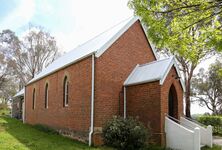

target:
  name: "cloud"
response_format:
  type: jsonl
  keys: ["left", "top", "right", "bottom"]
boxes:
{"left": 0, "top": 0, "right": 35, "bottom": 31}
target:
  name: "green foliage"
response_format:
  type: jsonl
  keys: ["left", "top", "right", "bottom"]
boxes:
{"left": 103, "top": 116, "right": 149, "bottom": 150}
{"left": 129, "top": 0, "right": 222, "bottom": 53}
{"left": 197, "top": 115, "right": 222, "bottom": 134}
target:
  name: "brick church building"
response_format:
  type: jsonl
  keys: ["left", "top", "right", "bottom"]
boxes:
{"left": 24, "top": 17, "right": 185, "bottom": 146}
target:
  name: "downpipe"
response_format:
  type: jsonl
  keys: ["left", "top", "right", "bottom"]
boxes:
{"left": 89, "top": 54, "right": 95, "bottom": 146}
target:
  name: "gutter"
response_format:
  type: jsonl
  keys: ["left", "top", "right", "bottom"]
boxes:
{"left": 89, "top": 54, "right": 95, "bottom": 146}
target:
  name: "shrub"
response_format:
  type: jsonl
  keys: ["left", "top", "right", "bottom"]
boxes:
{"left": 197, "top": 115, "right": 222, "bottom": 134}
{"left": 102, "top": 116, "right": 150, "bottom": 150}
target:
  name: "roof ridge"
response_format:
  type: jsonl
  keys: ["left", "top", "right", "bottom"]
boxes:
{"left": 27, "top": 16, "right": 138, "bottom": 85}
{"left": 34, "top": 17, "right": 136, "bottom": 75}
{"left": 139, "top": 56, "right": 173, "bottom": 67}
{"left": 71, "top": 16, "right": 135, "bottom": 50}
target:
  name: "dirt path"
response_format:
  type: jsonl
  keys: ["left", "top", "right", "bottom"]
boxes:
{"left": 214, "top": 136, "right": 222, "bottom": 146}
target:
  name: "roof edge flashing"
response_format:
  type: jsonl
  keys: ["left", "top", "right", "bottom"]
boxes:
{"left": 124, "top": 64, "right": 139, "bottom": 85}
{"left": 159, "top": 57, "right": 175, "bottom": 85}
{"left": 124, "top": 78, "right": 161, "bottom": 87}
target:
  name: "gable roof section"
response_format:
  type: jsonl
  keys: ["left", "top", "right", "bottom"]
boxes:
{"left": 28, "top": 16, "right": 158, "bottom": 85}
{"left": 13, "top": 88, "right": 24, "bottom": 98}
{"left": 124, "top": 57, "right": 185, "bottom": 92}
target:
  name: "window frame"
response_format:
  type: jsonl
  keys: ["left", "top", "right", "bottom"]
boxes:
{"left": 63, "top": 76, "right": 69, "bottom": 107}
{"left": 32, "top": 88, "right": 35, "bottom": 110}
{"left": 45, "top": 83, "right": 49, "bottom": 109}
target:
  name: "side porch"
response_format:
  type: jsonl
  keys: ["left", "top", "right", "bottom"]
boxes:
{"left": 124, "top": 57, "right": 184, "bottom": 145}
{"left": 123, "top": 57, "right": 213, "bottom": 149}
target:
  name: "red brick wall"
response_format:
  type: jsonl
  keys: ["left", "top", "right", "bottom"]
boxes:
{"left": 126, "top": 66, "right": 184, "bottom": 145}
{"left": 126, "top": 81, "right": 161, "bottom": 143}
{"left": 25, "top": 57, "right": 92, "bottom": 140}
{"left": 94, "top": 20, "right": 156, "bottom": 128}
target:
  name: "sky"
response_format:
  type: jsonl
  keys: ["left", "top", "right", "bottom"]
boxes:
{"left": 0, "top": 0, "right": 216, "bottom": 115}
{"left": 0, "top": 0, "right": 133, "bottom": 52}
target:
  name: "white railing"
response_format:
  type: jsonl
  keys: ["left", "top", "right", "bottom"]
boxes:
{"left": 165, "top": 117, "right": 200, "bottom": 150}
{"left": 180, "top": 117, "right": 212, "bottom": 148}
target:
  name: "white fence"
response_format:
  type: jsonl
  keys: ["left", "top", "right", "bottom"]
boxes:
{"left": 180, "top": 117, "right": 212, "bottom": 147}
{"left": 165, "top": 117, "right": 200, "bottom": 150}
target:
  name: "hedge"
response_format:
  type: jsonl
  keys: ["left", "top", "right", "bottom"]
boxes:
{"left": 197, "top": 115, "right": 222, "bottom": 134}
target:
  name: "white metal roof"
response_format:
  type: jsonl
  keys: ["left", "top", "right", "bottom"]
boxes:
{"left": 13, "top": 88, "right": 24, "bottom": 98}
{"left": 28, "top": 16, "right": 156, "bottom": 85}
{"left": 124, "top": 57, "right": 185, "bottom": 91}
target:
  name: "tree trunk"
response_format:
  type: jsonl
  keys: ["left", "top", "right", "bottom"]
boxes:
{"left": 185, "top": 78, "right": 191, "bottom": 118}
{"left": 212, "top": 105, "right": 217, "bottom": 115}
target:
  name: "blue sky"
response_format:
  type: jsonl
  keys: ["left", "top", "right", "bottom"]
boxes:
{"left": 0, "top": 0, "right": 133, "bottom": 51}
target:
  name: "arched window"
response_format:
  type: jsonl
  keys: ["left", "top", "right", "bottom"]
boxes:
{"left": 63, "top": 76, "right": 69, "bottom": 107}
{"left": 32, "top": 88, "right": 35, "bottom": 110}
{"left": 45, "top": 83, "right": 49, "bottom": 109}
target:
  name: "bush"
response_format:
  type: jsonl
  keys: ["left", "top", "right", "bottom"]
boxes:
{"left": 102, "top": 116, "right": 150, "bottom": 150}
{"left": 197, "top": 115, "right": 222, "bottom": 134}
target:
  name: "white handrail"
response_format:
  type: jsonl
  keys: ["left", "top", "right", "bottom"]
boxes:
{"left": 180, "top": 117, "right": 212, "bottom": 148}
{"left": 165, "top": 116, "right": 200, "bottom": 150}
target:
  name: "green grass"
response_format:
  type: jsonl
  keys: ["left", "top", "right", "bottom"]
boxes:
{"left": 202, "top": 145, "right": 222, "bottom": 150}
{"left": 0, "top": 116, "right": 112, "bottom": 150}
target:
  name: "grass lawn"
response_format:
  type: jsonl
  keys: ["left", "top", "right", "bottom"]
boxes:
{"left": 0, "top": 115, "right": 112, "bottom": 150}
{"left": 202, "top": 145, "right": 222, "bottom": 150}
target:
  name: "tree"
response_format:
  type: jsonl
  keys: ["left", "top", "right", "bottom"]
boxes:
{"left": 0, "top": 77, "right": 17, "bottom": 104}
{"left": 0, "top": 49, "right": 13, "bottom": 89}
{"left": 129, "top": 0, "right": 222, "bottom": 51}
{"left": 0, "top": 26, "right": 59, "bottom": 88}
{"left": 0, "top": 52, "right": 7, "bottom": 88}
{"left": 192, "top": 61, "right": 222, "bottom": 114}
{"left": 128, "top": 0, "right": 218, "bottom": 117}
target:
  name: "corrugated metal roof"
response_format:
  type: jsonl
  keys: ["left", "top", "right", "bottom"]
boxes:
{"left": 13, "top": 88, "right": 24, "bottom": 98}
{"left": 124, "top": 57, "right": 185, "bottom": 91}
{"left": 27, "top": 17, "right": 142, "bottom": 85}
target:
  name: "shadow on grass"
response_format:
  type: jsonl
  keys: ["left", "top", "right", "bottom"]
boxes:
{"left": 0, "top": 116, "right": 103, "bottom": 150}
